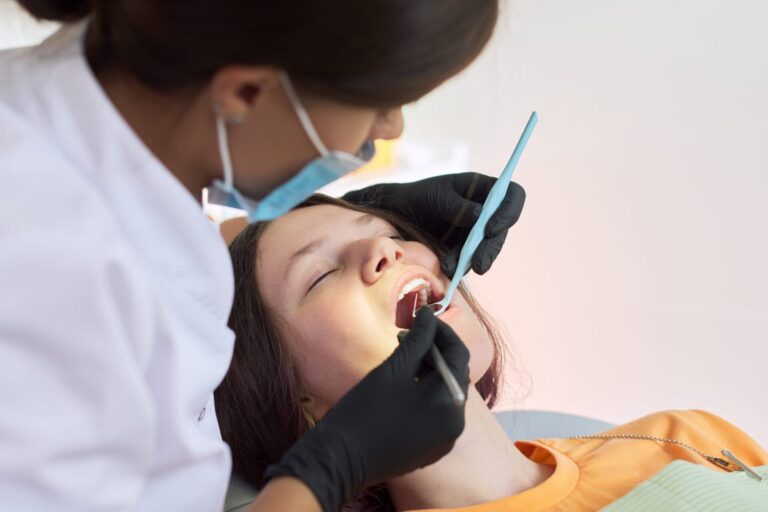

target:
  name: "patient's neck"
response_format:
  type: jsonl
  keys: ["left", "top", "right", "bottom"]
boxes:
{"left": 386, "top": 388, "right": 552, "bottom": 511}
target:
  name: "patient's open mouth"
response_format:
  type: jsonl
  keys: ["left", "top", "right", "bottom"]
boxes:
{"left": 395, "top": 278, "right": 435, "bottom": 329}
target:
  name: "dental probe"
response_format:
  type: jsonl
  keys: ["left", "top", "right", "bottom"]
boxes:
{"left": 426, "top": 111, "right": 538, "bottom": 316}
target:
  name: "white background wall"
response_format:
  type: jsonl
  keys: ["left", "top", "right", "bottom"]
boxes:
{"left": 3, "top": 0, "right": 766, "bottom": 443}
{"left": 400, "top": 0, "right": 768, "bottom": 443}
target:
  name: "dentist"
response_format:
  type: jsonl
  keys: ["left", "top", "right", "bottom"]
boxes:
{"left": 0, "top": 2, "right": 525, "bottom": 512}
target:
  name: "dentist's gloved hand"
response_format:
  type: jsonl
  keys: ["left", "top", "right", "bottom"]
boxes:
{"left": 343, "top": 172, "right": 526, "bottom": 278}
{"left": 263, "top": 308, "right": 470, "bottom": 512}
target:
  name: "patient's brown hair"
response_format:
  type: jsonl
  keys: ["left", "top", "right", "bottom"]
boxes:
{"left": 215, "top": 194, "right": 506, "bottom": 511}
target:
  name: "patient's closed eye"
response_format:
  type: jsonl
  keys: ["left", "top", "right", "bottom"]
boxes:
{"left": 308, "top": 269, "right": 338, "bottom": 293}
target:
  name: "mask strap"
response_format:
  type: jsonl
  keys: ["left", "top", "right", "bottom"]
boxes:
{"left": 278, "top": 71, "right": 330, "bottom": 157}
{"left": 215, "top": 113, "right": 235, "bottom": 190}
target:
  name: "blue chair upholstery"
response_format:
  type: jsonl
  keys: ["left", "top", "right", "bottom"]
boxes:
{"left": 225, "top": 474, "right": 260, "bottom": 512}
{"left": 496, "top": 409, "right": 615, "bottom": 440}
{"left": 223, "top": 410, "right": 615, "bottom": 511}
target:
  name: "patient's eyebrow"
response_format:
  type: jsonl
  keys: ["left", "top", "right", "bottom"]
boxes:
{"left": 285, "top": 238, "right": 325, "bottom": 280}
{"left": 355, "top": 213, "right": 376, "bottom": 226}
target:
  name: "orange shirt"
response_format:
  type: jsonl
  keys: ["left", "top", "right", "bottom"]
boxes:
{"left": 416, "top": 410, "right": 768, "bottom": 512}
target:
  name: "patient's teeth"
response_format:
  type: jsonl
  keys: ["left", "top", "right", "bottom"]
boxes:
{"left": 397, "top": 278, "right": 430, "bottom": 300}
{"left": 418, "top": 287, "right": 428, "bottom": 307}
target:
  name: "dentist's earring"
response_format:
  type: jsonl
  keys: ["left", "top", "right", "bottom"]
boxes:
{"left": 227, "top": 112, "right": 246, "bottom": 125}
{"left": 299, "top": 396, "right": 320, "bottom": 425}
{"left": 212, "top": 103, "right": 246, "bottom": 125}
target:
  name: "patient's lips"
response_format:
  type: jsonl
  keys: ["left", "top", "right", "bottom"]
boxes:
{"left": 390, "top": 269, "right": 446, "bottom": 329}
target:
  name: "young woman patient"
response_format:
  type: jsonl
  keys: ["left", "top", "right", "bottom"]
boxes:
{"left": 215, "top": 194, "right": 767, "bottom": 512}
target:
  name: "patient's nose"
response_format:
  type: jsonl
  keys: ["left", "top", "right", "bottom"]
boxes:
{"left": 360, "top": 238, "right": 404, "bottom": 284}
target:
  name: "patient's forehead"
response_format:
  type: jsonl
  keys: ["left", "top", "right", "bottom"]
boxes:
{"left": 262, "top": 205, "right": 366, "bottom": 252}
{"left": 258, "top": 204, "right": 390, "bottom": 274}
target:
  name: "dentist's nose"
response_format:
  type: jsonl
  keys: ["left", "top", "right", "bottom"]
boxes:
{"left": 359, "top": 237, "right": 404, "bottom": 284}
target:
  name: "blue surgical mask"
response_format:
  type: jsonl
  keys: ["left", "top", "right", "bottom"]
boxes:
{"left": 207, "top": 71, "right": 376, "bottom": 222}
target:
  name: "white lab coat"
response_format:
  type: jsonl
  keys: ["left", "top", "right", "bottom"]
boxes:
{"left": 0, "top": 23, "right": 236, "bottom": 511}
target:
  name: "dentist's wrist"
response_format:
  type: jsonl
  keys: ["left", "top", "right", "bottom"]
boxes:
{"left": 263, "top": 420, "right": 358, "bottom": 512}
{"left": 247, "top": 476, "right": 322, "bottom": 512}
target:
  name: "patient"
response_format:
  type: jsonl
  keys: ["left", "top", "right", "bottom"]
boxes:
{"left": 215, "top": 194, "right": 767, "bottom": 511}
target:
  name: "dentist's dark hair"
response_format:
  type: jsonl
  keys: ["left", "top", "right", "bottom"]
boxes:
{"left": 214, "top": 194, "right": 506, "bottom": 512}
{"left": 17, "top": 0, "right": 498, "bottom": 107}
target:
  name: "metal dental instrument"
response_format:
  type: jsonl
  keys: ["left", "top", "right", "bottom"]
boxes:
{"left": 427, "top": 343, "right": 467, "bottom": 406}
{"left": 427, "top": 111, "right": 539, "bottom": 316}
{"left": 399, "top": 298, "right": 466, "bottom": 406}
{"left": 398, "top": 326, "right": 466, "bottom": 407}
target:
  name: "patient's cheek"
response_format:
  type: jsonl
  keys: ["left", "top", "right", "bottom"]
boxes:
{"left": 289, "top": 304, "right": 398, "bottom": 408}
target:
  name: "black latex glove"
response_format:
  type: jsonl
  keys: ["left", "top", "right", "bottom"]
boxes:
{"left": 343, "top": 172, "right": 526, "bottom": 278}
{"left": 263, "top": 308, "right": 470, "bottom": 512}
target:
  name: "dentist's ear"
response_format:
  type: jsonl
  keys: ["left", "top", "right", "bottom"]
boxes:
{"left": 209, "top": 66, "right": 282, "bottom": 122}
{"left": 369, "top": 107, "right": 404, "bottom": 140}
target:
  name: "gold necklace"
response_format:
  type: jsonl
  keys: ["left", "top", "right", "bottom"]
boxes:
{"left": 569, "top": 433, "right": 764, "bottom": 482}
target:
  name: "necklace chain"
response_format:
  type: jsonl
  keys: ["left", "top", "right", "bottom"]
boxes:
{"left": 568, "top": 433, "right": 733, "bottom": 470}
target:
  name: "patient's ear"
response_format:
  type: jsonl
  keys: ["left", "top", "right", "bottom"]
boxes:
{"left": 220, "top": 216, "right": 248, "bottom": 246}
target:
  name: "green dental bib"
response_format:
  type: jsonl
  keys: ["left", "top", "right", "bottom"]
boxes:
{"left": 603, "top": 461, "right": 768, "bottom": 511}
